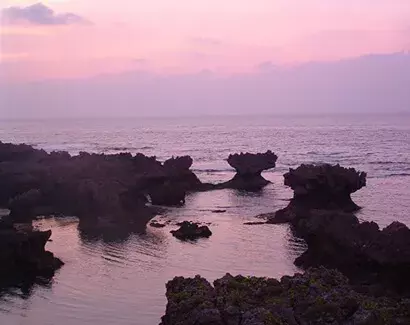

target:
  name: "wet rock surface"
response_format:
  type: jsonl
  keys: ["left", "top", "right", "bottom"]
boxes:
{"left": 0, "top": 223, "right": 63, "bottom": 287}
{"left": 170, "top": 221, "right": 212, "bottom": 240}
{"left": 161, "top": 267, "right": 410, "bottom": 325}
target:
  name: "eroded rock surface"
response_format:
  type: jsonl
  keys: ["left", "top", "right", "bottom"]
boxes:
{"left": 221, "top": 151, "right": 278, "bottom": 190}
{"left": 161, "top": 267, "right": 410, "bottom": 325}
{"left": 268, "top": 164, "right": 366, "bottom": 224}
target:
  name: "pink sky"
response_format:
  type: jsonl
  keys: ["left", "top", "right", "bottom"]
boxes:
{"left": 1, "top": 0, "right": 410, "bottom": 81}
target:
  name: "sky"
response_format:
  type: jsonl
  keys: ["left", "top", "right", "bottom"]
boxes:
{"left": 1, "top": 1, "right": 410, "bottom": 117}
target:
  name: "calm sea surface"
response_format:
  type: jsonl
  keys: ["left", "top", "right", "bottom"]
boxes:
{"left": 0, "top": 115, "right": 409, "bottom": 325}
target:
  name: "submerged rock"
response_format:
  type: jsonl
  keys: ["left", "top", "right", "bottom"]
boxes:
{"left": 161, "top": 267, "right": 410, "bottom": 325}
{"left": 170, "top": 221, "right": 212, "bottom": 240}
{"left": 221, "top": 151, "right": 278, "bottom": 190}
{"left": 0, "top": 225, "right": 63, "bottom": 287}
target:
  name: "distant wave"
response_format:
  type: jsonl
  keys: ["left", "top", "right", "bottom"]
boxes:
{"left": 385, "top": 173, "right": 410, "bottom": 177}
{"left": 102, "top": 146, "right": 153, "bottom": 151}
{"left": 369, "top": 161, "right": 409, "bottom": 165}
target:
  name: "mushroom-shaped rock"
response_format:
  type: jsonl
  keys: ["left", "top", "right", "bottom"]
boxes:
{"left": 170, "top": 221, "right": 212, "bottom": 240}
{"left": 270, "top": 164, "right": 366, "bottom": 224}
{"left": 223, "top": 150, "right": 278, "bottom": 190}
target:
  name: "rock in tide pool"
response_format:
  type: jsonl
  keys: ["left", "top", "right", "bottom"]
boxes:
{"left": 0, "top": 225, "right": 63, "bottom": 287}
{"left": 160, "top": 267, "right": 410, "bottom": 325}
{"left": 170, "top": 221, "right": 212, "bottom": 240}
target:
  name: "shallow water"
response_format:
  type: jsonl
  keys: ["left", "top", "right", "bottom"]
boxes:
{"left": 0, "top": 115, "right": 409, "bottom": 324}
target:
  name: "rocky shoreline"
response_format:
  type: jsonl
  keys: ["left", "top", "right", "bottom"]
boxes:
{"left": 1, "top": 141, "right": 409, "bottom": 324}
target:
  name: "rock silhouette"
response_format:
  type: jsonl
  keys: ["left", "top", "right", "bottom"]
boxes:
{"left": 170, "top": 221, "right": 212, "bottom": 240}
{"left": 0, "top": 221, "right": 63, "bottom": 287}
{"left": 221, "top": 150, "right": 278, "bottom": 190}
{"left": 269, "top": 164, "right": 366, "bottom": 224}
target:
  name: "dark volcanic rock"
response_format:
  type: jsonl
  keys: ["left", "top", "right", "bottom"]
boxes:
{"left": 0, "top": 141, "right": 204, "bottom": 225}
{"left": 170, "top": 221, "right": 212, "bottom": 240}
{"left": 268, "top": 164, "right": 366, "bottom": 224}
{"left": 0, "top": 226, "right": 63, "bottom": 287}
{"left": 148, "top": 182, "right": 186, "bottom": 206}
{"left": 221, "top": 151, "right": 278, "bottom": 190}
{"left": 285, "top": 163, "right": 366, "bottom": 211}
{"left": 161, "top": 267, "right": 410, "bottom": 325}
{"left": 291, "top": 209, "right": 410, "bottom": 296}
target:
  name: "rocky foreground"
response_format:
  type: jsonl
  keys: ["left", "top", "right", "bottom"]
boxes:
{"left": 161, "top": 267, "right": 410, "bottom": 325}
{"left": 161, "top": 163, "right": 410, "bottom": 324}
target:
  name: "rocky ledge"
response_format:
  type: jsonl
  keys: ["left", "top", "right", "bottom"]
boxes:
{"left": 0, "top": 220, "right": 63, "bottom": 287}
{"left": 221, "top": 151, "right": 278, "bottom": 190}
{"left": 269, "top": 164, "right": 366, "bottom": 224}
{"left": 160, "top": 267, "right": 410, "bottom": 325}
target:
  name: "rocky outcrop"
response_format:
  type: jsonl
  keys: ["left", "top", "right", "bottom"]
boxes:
{"left": 160, "top": 267, "right": 410, "bottom": 325}
{"left": 170, "top": 221, "right": 212, "bottom": 240}
{"left": 290, "top": 210, "right": 410, "bottom": 296}
{"left": 268, "top": 164, "right": 366, "bottom": 224}
{"left": 0, "top": 141, "right": 205, "bottom": 226}
{"left": 148, "top": 182, "right": 186, "bottom": 206}
{"left": 221, "top": 151, "right": 278, "bottom": 190}
{"left": 0, "top": 222, "right": 63, "bottom": 287}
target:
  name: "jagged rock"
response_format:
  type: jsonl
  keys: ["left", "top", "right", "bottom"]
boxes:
{"left": 290, "top": 209, "right": 410, "bottom": 296}
{"left": 285, "top": 164, "right": 366, "bottom": 211}
{"left": 170, "top": 221, "right": 212, "bottom": 240}
{"left": 267, "top": 164, "right": 366, "bottom": 224}
{"left": 220, "top": 151, "right": 278, "bottom": 190}
{"left": 0, "top": 226, "right": 63, "bottom": 287}
{"left": 161, "top": 267, "right": 410, "bottom": 325}
{"left": 0, "top": 141, "right": 204, "bottom": 226}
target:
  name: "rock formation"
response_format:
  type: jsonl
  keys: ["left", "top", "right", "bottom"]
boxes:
{"left": 289, "top": 209, "right": 410, "bottom": 296}
{"left": 0, "top": 221, "right": 63, "bottom": 287}
{"left": 221, "top": 150, "right": 278, "bottom": 190}
{"left": 160, "top": 267, "right": 410, "bottom": 325}
{"left": 268, "top": 164, "right": 366, "bottom": 224}
{"left": 0, "top": 141, "right": 204, "bottom": 227}
{"left": 170, "top": 221, "right": 212, "bottom": 240}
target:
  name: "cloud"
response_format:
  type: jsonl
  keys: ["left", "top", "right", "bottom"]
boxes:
{"left": 1, "top": 2, "right": 91, "bottom": 26}
{"left": 1, "top": 53, "right": 410, "bottom": 118}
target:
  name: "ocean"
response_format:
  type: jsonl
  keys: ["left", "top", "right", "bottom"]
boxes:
{"left": 0, "top": 115, "right": 409, "bottom": 325}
